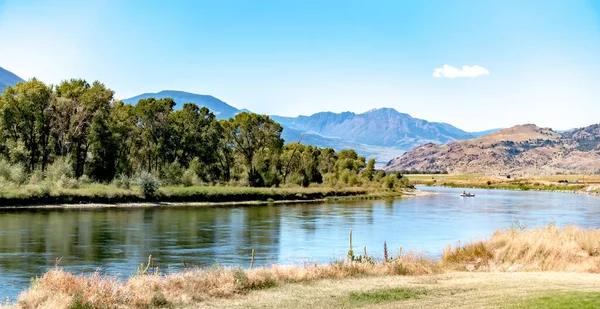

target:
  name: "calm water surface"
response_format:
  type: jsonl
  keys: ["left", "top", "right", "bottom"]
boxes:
{"left": 1, "top": 186, "right": 600, "bottom": 300}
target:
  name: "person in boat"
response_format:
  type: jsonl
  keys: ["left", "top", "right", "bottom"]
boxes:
{"left": 463, "top": 191, "right": 466, "bottom": 195}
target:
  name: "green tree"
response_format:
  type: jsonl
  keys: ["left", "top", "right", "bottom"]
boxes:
{"left": 135, "top": 98, "right": 175, "bottom": 172}
{"left": 0, "top": 78, "right": 53, "bottom": 171}
{"left": 109, "top": 101, "right": 138, "bottom": 176}
{"left": 87, "top": 106, "right": 118, "bottom": 181}
{"left": 363, "top": 158, "right": 376, "bottom": 181}
{"left": 215, "top": 119, "right": 234, "bottom": 182}
{"left": 54, "top": 80, "right": 115, "bottom": 178}
{"left": 228, "top": 112, "right": 284, "bottom": 186}
{"left": 280, "top": 142, "right": 304, "bottom": 183}
{"left": 169, "top": 103, "right": 223, "bottom": 182}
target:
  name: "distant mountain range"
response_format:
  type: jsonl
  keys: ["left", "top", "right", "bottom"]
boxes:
{"left": 385, "top": 124, "right": 600, "bottom": 175}
{"left": 0, "top": 66, "right": 25, "bottom": 93}
{"left": 272, "top": 109, "right": 497, "bottom": 149}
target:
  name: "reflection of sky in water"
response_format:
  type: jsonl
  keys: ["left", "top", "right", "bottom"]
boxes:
{"left": 1, "top": 186, "right": 600, "bottom": 300}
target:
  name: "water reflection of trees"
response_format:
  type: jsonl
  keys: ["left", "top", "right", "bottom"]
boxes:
{"left": 0, "top": 206, "right": 282, "bottom": 279}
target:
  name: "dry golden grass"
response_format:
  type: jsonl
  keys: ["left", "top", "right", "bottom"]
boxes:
{"left": 13, "top": 224, "right": 600, "bottom": 309}
{"left": 201, "top": 272, "right": 600, "bottom": 309}
{"left": 15, "top": 255, "right": 439, "bottom": 309}
{"left": 443, "top": 224, "right": 600, "bottom": 272}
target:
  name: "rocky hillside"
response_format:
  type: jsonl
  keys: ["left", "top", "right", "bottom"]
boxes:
{"left": 385, "top": 124, "right": 600, "bottom": 175}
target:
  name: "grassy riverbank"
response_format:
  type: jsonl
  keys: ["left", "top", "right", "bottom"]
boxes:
{"left": 0, "top": 184, "right": 407, "bottom": 207}
{"left": 406, "top": 174, "right": 597, "bottom": 193}
{"left": 11, "top": 224, "right": 600, "bottom": 308}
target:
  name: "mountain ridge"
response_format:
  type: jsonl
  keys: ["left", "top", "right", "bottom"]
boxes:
{"left": 122, "top": 90, "right": 242, "bottom": 120}
{"left": 271, "top": 107, "right": 477, "bottom": 149}
{"left": 0, "top": 66, "right": 25, "bottom": 93}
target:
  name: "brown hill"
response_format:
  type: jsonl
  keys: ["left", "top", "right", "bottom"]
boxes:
{"left": 385, "top": 124, "right": 600, "bottom": 175}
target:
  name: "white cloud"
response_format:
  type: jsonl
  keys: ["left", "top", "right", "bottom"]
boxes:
{"left": 432, "top": 65, "right": 490, "bottom": 78}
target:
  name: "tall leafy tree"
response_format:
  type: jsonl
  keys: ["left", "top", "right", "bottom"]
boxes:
{"left": 169, "top": 104, "right": 222, "bottom": 171}
{"left": 110, "top": 101, "right": 138, "bottom": 176}
{"left": 87, "top": 106, "right": 118, "bottom": 181}
{"left": 363, "top": 158, "right": 376, "bottom": 181}
{"left": 135, "top": 98, "right": 175, "bottom": 172}
{"left": 0, "top": 78, "right": 53, "bottom": 171}
{"left": 228, "top": 112, "right": 284, "bottom": 186}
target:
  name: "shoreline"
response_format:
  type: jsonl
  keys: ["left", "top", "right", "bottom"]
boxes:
{"left": 417, "top": 183, "right": 600, "bottom": 196}
{"left": 0, "top": 189, "right": 422, "bottom": 210}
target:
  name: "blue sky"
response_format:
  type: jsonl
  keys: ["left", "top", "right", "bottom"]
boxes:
{"left": 0, "top": 0, "right": 598, "bottom": 131}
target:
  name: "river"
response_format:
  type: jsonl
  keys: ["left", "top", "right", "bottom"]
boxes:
{"left": 1, "top": 186, "right": 600, "bottom": 300}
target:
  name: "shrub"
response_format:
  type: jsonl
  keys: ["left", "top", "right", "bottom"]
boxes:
{"left": 39, "top": 183, "right": 52, "bottom": 196}
{"left": 323, "top": 173, "right": 337, "bottom": 186}
{"left": 56, "top": 175, "right": 79, "bottom": 189}
{"left": 150, "top": 291, "right": 169, "bottom": 307}
{"left": 396, "top": 176, "right": 410, "bottom": 188}
{"left": 0, "top": 176, "right": 10, "bottom": 190}
{"left": 113, "top": 174, "right": 131, "bottom": 190}
{"left": 188, "top": 157, "right": 201, "bottom": 175}
{"left": 79, "top": 175, "right": 92, "bottom": 185}
{"left": 45, "top": 157, "right": 74, "bottom": 182}
{"left": 181, "top": 169, "right": 197, "bottom": 187}
{"left": 348, "top": 173, "right": 359, "bottom": 186}
{"left": 29, "top": 169, "right": 44, "bottom": 185}
{"left": 301, "top": 171, "right": 310, "bottom": 187}
{"left": 340, "top": 170, "right": 351, "bottom": 184}
{"left": 161, "top": 161, "right": 184, "bottom": 185}
{"left": 6, "top": 140, "right": 27, "bottom": 165}
{"left": 161, "top": 160, "right": 184, "bottom": 185}
{"left": 11, "top": 163, "right": 27, "bottom": 185}
{"left": 383, "top": 174, "right": 397, "bottom": 190}
{"left": 247, "top": 168, "right": 264, "bottom": 187}
{"left": 139, "top": 171, "right": 159, "bottom": 197}
{"left": 374, "top": 171, "right": 386, "bottom": 181}
{"left": 0, "top": 159, "right": 27, "bottom": 185}
{"left": 261, "top": 168, "right": 281, "bottom": 188}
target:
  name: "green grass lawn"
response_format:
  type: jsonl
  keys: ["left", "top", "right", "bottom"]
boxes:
{"left": 512, "top": 292, "right": 600, "bottom": 309}
{"left": 341, "top": 288, "right": 428, "bottom": 307}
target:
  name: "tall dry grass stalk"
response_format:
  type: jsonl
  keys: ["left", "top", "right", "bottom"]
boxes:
{"left": 16, "top": 254, "right": 438, "bottom": 309}
{"left": 443, "top": 224, "right": 600, "bottom": 272}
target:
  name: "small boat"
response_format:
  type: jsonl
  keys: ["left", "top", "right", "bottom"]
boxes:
{"left": 460, "top": 192, "right": 475, "bottom": 197}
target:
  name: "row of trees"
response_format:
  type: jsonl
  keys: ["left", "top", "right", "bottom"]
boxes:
{"left": 0, "top": 78, "right": 407, "bottom": 189}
